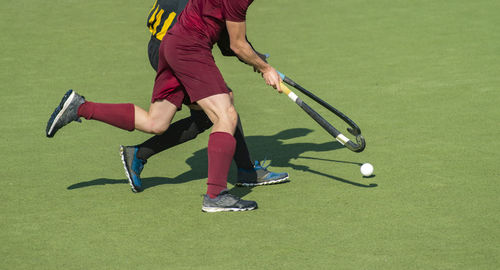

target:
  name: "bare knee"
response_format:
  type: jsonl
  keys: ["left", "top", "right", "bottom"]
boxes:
{"left": 196, "top": 93, "right": 238, "bottom": 134}
{"left": 147, "top": 121, "right": 169, "bottom": 135}
{"left": 135, "top": 100, "right": 176, "bottom": 134}
{"left": 228, "top": 91, "right": 235, "bottom": 105}
{"left": 227, "top": 105, "right": 238, "bottom": 124}
{"left": 151, "top": 126, "right": 167, "bottom": 135}
{"left": 216, "top": 105, "right": 238, "bottom": 130}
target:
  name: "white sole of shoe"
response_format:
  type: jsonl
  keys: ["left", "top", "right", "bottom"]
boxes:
{"left": 47, "top": 91, "right": 76, "bottom": 136}
{"left": 201, "top": 206, "right": 257, "bottom": 213}
{"left": 236, "top": 175, "right": 290, "bottom": 187}
{"left": 119, "top": 146, "right": 141, "bottom": 193}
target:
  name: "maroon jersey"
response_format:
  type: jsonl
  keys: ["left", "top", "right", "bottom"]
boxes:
{"left": 173, "top": 0, "right": 254, "bottom": 46}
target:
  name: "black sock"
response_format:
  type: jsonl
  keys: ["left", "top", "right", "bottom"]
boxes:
{"left": 136, "top": 109, "right": 212, "bottom": 160}
{"left": 135, "top": 110, "right": 254, "bottom": 170}
{"left": 232, "top": 115, "right": 253, "bottom": 170}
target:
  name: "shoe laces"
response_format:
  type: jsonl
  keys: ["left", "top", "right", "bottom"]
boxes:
{"left": 254, "top": 158, "right": 271, "bottom": 171}
{"left": 216, "top": 190, "right": 240, "bottom": 201}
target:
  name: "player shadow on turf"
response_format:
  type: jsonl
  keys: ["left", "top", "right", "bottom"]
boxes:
{"left": 228, "top": 130, "right": 377, "bottom": 198}
{"left": 69, "top": 128, "right": 375, "bottom": 193}
{"left": 170, "top": 128, "right": 343, "bottom": 188}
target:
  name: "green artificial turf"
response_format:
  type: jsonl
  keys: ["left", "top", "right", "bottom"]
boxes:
{"left": 1, "top": 0, "right": 499, "bottom": 269}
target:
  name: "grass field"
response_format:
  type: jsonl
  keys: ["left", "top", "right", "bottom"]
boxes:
{"left": 1, "top": 0, "right": 499, "bottom": 269}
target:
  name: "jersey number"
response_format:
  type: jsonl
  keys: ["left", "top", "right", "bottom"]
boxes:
{"left": 148, "top": 5, "right": 176, "bottom": 41}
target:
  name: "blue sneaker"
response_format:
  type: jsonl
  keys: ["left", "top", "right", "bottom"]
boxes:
{"left": 46, "top": 89, "right": 85, "bottom": 137}
{"left": 236, "top": 160, "right": 289, "bottom": 187}
{"left": 120, "top": 145, "right": 146, "bottom": 193}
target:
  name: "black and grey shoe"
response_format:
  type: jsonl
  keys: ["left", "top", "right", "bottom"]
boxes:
{"left": 46, "top": 89, "right": 85, "bottom": 137}
{"left": 236, "top": 160, "right": 289, "bottom": 187}
{"left": 202, "top": 190, "right": 258, "bottom": 212}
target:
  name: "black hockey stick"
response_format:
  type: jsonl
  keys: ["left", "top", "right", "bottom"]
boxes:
{"left": 277, "top": 72, "right": 365, "bottom": 152}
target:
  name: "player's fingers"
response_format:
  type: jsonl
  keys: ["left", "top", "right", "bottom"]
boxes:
{"left": 267, "top": 80, "right": 275, "bottom": 88}
{"left": 270, "top": 70, "right": 282, "bottom": 92}
{"left": 275, "top": 78, "right": 282, "bottom": 93}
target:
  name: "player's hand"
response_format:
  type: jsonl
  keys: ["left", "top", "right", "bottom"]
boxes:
{"left": 262, "top": 67, "right": 282, "bottom": 93}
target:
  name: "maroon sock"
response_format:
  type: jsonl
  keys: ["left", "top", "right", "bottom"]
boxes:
{"left": 77, "top": 101, "right": 135, "bottom": 131}
{"left": 207, "top": 132, "right": 236, "bottom": 198}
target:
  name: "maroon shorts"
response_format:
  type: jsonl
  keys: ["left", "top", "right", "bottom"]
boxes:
{"left": 151, "top": 33, "right": 229, "bottom": 108}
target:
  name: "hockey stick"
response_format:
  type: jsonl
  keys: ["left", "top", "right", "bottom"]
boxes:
{"left": 277, "top": 78, "right": 366, "bottom": 153}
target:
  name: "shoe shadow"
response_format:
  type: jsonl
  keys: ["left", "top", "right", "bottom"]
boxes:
{"left": 67, "top": 178, "right": 128, "bottom": 190}
{"left": 68, "top": 128, "right": 376, "bottom": 194}
{"left": 67, "top": 177, "right": 175, "bottom": 191}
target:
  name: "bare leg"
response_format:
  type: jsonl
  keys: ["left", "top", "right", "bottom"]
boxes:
{"left": 196, "top": 93, "right": 238, "bottom": 135}
{"left": 196, "top": 93, "right": 238, "bottom": 198}
{"left": 134, "top": 99, "right": 178, "bottom": 134}
{"left": 76, "top": 98, "right": 178, "bottom": 135}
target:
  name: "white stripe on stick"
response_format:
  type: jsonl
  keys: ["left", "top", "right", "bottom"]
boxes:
{"left": 336, "top": 134, "right": 350, "bottom": 145}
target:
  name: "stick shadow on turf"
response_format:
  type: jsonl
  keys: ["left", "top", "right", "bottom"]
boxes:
{"left": 68, "top": 128, "right": 374, "bottom": 194}
{"left": 295, "top": 156, "right": 377, "bottom": 187}
{"left": 229, "top": 159, "right": 377, "bottom": 199}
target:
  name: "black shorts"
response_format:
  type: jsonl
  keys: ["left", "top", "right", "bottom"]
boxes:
{"left": 148, "top": 36, "right": 162, "bottom": 72}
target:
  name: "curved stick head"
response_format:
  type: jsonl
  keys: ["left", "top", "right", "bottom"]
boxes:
{"left": 356, "top": 134, "right": 366, "bottom": 152}
{"left": 345, "top": 134, "right": 366, "bottom": 152}
{"left": 347, "top": 127, "right": 362, "bottom": 137}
